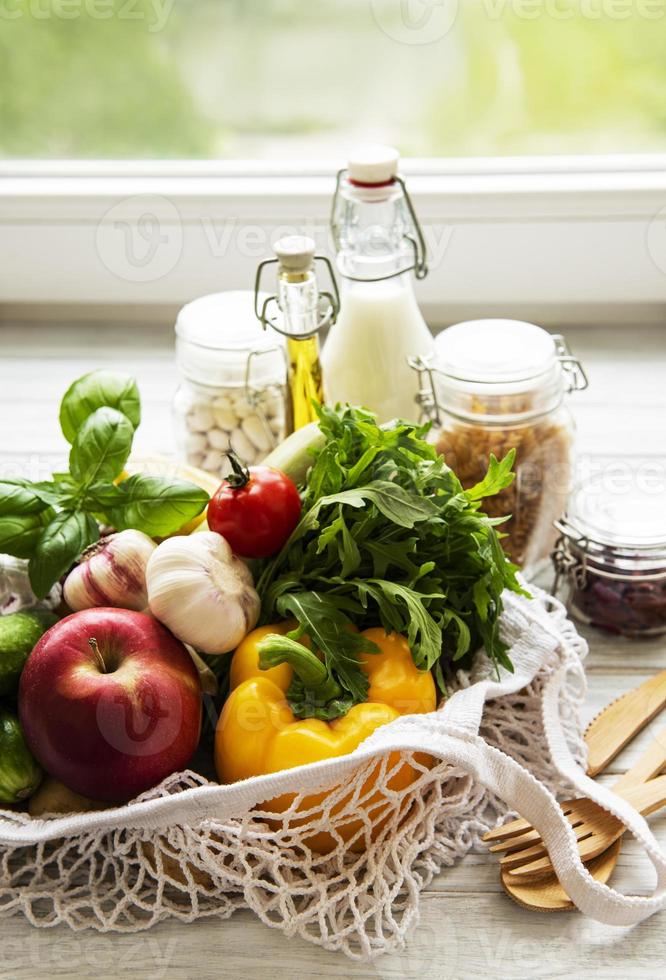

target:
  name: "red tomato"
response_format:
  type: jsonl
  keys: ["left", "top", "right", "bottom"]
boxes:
{"left": 207, "top": 459, "right": 302, "bottom": 559}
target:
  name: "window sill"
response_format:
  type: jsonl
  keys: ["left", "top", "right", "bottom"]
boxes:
{"left": 1, "top": 155, "right": 665, "bottom": 322}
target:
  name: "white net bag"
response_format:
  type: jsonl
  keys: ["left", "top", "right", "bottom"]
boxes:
{"left": 2, "top": 585, "right": 666, "bottom": 958}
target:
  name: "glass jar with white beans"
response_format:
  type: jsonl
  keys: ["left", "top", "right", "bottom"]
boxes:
{"left": 173, "top": 291, "right": 288, "bottom": 479}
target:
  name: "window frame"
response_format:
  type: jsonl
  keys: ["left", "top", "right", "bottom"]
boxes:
{"left": 2, "top": 154, "right": 666, "bottom": 326}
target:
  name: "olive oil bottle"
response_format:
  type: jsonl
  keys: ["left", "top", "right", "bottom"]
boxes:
{"left": 254, "top": 235, "right": 339, "bottom": 432}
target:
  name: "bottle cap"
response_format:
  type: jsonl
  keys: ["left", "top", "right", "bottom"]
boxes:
{"left": 347, "top": 145, "right": 399, "bottom": 185}
{"left": 274, "top": 235, "right": 316, "bottom": 273}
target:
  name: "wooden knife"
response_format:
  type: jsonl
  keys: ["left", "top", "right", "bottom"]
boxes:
{"left": 585, "top": 669, "right": 666, "bottom": 777}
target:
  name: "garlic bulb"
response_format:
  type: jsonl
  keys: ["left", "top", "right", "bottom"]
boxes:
{"left": 63, "top": 530, "right": 156, "bottom": 612}
{"left": 146, "top": 532, "right": 260, "bottom": 655}
{"left": 0, "top": 555, "right": 61, "bottom": 614}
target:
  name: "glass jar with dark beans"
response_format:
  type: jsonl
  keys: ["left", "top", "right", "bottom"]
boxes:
{"left": 553, "top": 478, "right": 666, "bottom": 638}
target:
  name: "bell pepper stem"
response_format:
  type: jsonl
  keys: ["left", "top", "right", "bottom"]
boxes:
{"left": 258, "top": 634, "right": 344, "bottom": 703}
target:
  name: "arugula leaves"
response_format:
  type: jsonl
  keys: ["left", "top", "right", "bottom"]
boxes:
{"left": 0, "top": 370, "right": 209, "bottom": 598}
{"left": 466, "top": 449, "right": 517, "bottom": 501}
{"left": 257, "top": 404, "right": 525, "bottom": 715}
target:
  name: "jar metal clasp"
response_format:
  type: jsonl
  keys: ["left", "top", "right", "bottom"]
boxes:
{"left": 551, "top": 527, "right": 589, "bottom": 596}
{"left": 407, "top": 352, "right": 441, "bottom": 425}
{"left": 244, "top": 344, "right": 289, "bottom": 451}
{"left": 330, "top": 170, "right": 428, "bottom": 282}
{"left": 253, "top": 254, "right": 340, "bottom": 339}
{"left": 553, "top": 334, "right": 589, "bottom": 393}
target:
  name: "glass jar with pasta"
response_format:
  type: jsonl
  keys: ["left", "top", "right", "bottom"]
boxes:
{"left": 410, "top": 319, "right": 588, "bottom": 575}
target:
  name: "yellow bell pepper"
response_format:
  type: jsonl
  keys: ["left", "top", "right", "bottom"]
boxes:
{"left": 214, "top": 623, "right": 436, "bottom": 851}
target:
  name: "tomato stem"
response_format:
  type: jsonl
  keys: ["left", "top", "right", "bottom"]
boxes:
{"left": 225, "top": 450, "right": 251, "bottom": 490}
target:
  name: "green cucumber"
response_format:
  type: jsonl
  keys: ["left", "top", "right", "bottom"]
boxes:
{"left": 0, "top": 707, "right": 42, "bottom": 804}
{"left": 0, "top": 609, "right": 58, "bottom": 696}
{"left": 263, "top": 422, "right": 324, "bottom": 486}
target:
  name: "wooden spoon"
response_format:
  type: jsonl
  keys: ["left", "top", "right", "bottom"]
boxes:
{"left": 497, "top": 675, "right": 666, "bottom": 912}
{"left": 502, "top": 839, "right": 622, "bottom": 911}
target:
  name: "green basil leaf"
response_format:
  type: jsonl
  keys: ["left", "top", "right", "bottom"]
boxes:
{"left": 59, "top": 370, "right": 141, "bottom": 444}
{"left": 0, "top": 480, "right": 53, "bottom": 516}
{"left": 81, "top": 481, "right": 123, "bottom": 514}
{"left": 69, "top": 407, "right": 135, "bottom": 488}
{"left": 28, "top": 511, "right": 99, "bottom": 600}
{"left": 27, "top": 481, "right": 73, "bottom": 508}
{"left": 96, "top": 474, "right": 209, "bottom": 536}
{"left": 0, "top": 509, "right": 55, "bottom": 559}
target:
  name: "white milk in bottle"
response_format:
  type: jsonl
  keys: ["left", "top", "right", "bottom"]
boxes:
{"left": 322, "top": 146, "right": 434, "bottom": 423}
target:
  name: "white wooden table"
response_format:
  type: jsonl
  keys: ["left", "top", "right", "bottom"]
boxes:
{"left": 1, "top": 320, "right": 666, "bottom": 979}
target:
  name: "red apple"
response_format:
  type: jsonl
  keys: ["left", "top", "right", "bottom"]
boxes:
{"left": 18, "top": 608, "right": 202, "bottom": 802}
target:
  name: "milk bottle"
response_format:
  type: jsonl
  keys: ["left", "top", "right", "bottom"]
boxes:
{"left": 322, "top": 146, "right": 434, "bottom": 423}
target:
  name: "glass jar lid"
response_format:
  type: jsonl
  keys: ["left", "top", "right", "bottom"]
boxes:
{"left": 434, "top": 319, "right": 558, "bottom": 385}
{"left": 410, "top": 319, "right": 587, "bottom": 425}
{"left": 175, "top": 290, "right": 284, "bottom": 388}
{"left": 563, "top": 478, "right": 666, "bottom": 552}
{"left": 409, "top": 320, "right": 587, "bottom": 426}
{"left": 554, "top": 476, "right": 666, "bottom": 581}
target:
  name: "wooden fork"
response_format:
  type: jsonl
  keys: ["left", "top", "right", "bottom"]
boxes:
{"left": 484, "top": 727, "right": 666, "bottom": 882}
{"left": 498, "top": 774, "right": 666, "bottom": 881}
